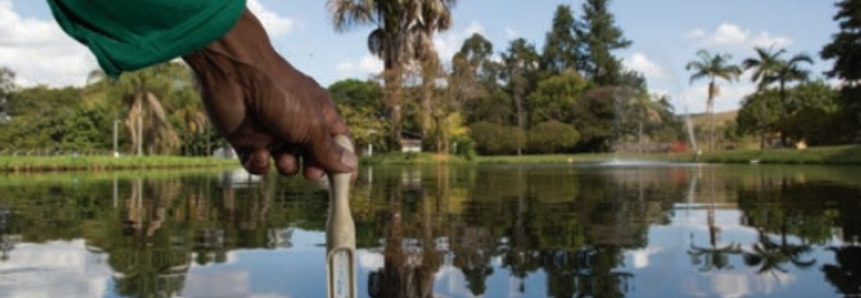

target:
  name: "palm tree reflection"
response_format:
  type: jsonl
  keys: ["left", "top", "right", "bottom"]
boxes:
{"left": 743, "top": 229, "right": 815, "bottom": 275}
{"left": 688, "top": 172, "right": 742, "bottom": 272}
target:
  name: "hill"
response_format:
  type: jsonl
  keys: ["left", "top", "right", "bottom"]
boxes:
{"left": 686, "top": 110, "right": 738, "bottom": 128}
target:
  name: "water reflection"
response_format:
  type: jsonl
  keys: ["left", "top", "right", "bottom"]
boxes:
{"left": 0, "top": 165, "right": 859, "bottom": 298}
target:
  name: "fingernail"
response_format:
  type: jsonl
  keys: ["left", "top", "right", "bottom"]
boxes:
{"left": 340, "top": 153, "right": 358, "bottom": 170}
{"left": 253, "top": 157, "right": 268, "bottom": 169}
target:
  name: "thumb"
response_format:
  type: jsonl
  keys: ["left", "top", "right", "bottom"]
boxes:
{"left": 307, "top": 134, "right": 357, "bottom": 174}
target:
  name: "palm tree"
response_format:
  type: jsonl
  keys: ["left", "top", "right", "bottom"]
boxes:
{"left": 92, "top": 63, "right": 185, "bottom": 155}
{"left": 328, "top": 0, "right": 424, "bottom": 148}
{"left": 411, "top": 0, "right": 457, "bottom": 141}
{"left": 743, "top": 47, "right": 812, "bottom": 147}
{"left": 686, "top": 50, "right": 741, "bottom": 151}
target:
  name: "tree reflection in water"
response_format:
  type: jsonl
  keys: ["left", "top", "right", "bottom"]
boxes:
{"left": 0, "top": 165, "right": 860, "bottom": 298}
{"left": 823, "top": 245, "right": 861, "bottom": 297}
{"left": 688, "top": 172, "right": 742, "bottom": 272}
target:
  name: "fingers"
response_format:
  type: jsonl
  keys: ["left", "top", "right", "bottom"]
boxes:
{"left": 303, "top": 161, "right": 358, "bottom": 182}
{"left": 274, "top": 151, "right": 300, "bottom": 176}
{"left": 303, "top": 163, "right": 326, "bottom": 181}
{"left": 238, "top": 147, "right": 271, "bottom": 175}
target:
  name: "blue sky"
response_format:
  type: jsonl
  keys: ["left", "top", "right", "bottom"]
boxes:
{"left": 0, "top": 0, "right": 839, "bottom": 113}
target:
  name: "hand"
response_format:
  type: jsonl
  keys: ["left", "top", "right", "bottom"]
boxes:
{"left": 183, "top": 9, "right": 357, "bottom": 180}
{"left": 186, "top": 49, "right": 356, "bottom": 179}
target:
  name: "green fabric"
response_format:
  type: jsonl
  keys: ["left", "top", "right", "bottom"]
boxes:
{"left": 47, "top": 0, "right": 246, "bottom": 78}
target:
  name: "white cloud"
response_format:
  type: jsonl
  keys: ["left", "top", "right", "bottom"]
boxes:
{"left": 247, "top": 0, "right": 295, "bottom": 38}
{"left": 751, "top": 32, "right": 793, "bottom": 48}
{"left": 625, "top": 53, "right": 666, "bottom": 80}
{"left": 336, "top": 54, "right": 383, "bottom": 77}
{"left": 0, "top": 240, "right": 113, "bottom": 298}
{"left": 709, "top": 23, "right": 749, "bottom": 46}
{"left": 0, "top": 0, "right": 96, "bottom": 87}
{"left": 687, "top": 23, "right": 793, "bottom": 50}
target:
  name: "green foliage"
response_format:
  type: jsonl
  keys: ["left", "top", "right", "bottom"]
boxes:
{"left": 821, "top": 0, "right": 861, "bottom": 138}
{"left": 528, "top": 121, "right": 580, "bottom": 153}
{"left": 0, "top": 67, "right": 14, "bottom": 122}
{"left": 330, "top": 79, "right": 390, "bottom": 152}
{"left": 736, "top": 81, "right": 850, "bottom": 146}
{"left": 453, "top": 33, "right": 499, "bottom": 90}
{"left": 783, "top": 82, "right": 849, "bottom": 145}
{"left": 737, "top": 90, "right": 781, "bottom": 137}
{"left": 463, "top": 89, "right": 512, "bottom": 125}
{"left": 578, "top": 0, "right": 632, "bottom": 85}
{"left": 571, "top": 86, "right": 617, "bottom": 152}
{"left": 527, "top": 72, "right": 588, "bottom": 124}
{"left": 822, "top": 0, "right": 861, "bottom": 84}
{"left": 469, "top": 121, "right": 526, "bottom": 155}
{"left": 0, "top": 87, "right": 112, "bottom": 151}
{"left": 541, "top": 5, "right": 585, "bottom": 74}
{"left": 0, "top": 63, "right": 219, "bottom": 156}
{"left": 330, "top": 78, "right": 383, "bottom": 109}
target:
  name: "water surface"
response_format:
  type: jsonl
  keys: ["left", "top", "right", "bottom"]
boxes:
{"left": 0, "top": 164, "right": 859, "bottom": 298}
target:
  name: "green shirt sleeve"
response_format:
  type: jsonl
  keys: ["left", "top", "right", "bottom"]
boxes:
{"left": 47, "top": 0, "right": 246, "bottom": 78}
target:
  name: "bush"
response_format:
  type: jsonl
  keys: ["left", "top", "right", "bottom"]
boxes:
{"left": 528, "top": 121, "right": 580, "bottom": 154}
{"left": 469, "top": 121, "right": 526, "bottom": 155}
{"left": 451, "top": 133, "right": 477, "bottom": 160}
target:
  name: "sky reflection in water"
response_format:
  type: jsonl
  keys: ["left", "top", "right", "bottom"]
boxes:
{"left": 0, "top": 164, "right": 859, "bottom": 298}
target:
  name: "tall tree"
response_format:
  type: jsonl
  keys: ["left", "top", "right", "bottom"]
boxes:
{"left": 501, "top": 38, "right": 540, "bottom": 155}
{"left": 541, "top": 5, "right": 584, "bottom": 75}
{"left": 578, "top": 0, "right": 631, "bottom": 85}
{"left": 328, "top": 0, "right": 423, "bottom": 147}
{"left": 743, "top": 47, "right": 812, "bottom": 146}
{"left": 452, "top": 33, "right": 497, "bottom": 92}
{"left": 686, "top": 50, "right": 742, "bottom": 151}
{"left": 92, "top": 63, "right": 186, "bottom": 155}
{"left": 821, "top": 0, "right": 861, "bottom": 137}
{"left": 822, "top": 0, "right": 861, "bottom": 86}
{"left": 411, "top": 0, "right": 457, "bottom": 141}
{"left": 452, "top": 33, "right": 504, "bottom": 125}
{"left": 0, "top": 67, "right": 14, "bottom": 123}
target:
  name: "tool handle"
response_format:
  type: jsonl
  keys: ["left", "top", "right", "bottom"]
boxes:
{"left": 326, "top": 135, "right": 356, "bottom": 298}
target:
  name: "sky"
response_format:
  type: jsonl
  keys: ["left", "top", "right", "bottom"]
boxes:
{"left": 0, "top": 0, "right": 840, "bottom": 113}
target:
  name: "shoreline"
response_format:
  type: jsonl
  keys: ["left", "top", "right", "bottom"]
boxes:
{"left": 0, "top": 155, "right": 238, "bottom": 173}
{"left": 1, "top": 145, "right": 859, "bottom": 173}
{"left": 362, "top": 145, "right": 861, "bottom": 166}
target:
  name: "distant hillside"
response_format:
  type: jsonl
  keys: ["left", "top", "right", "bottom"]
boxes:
{"left": 686, "top": 110, "right": 738, "bottom": 128}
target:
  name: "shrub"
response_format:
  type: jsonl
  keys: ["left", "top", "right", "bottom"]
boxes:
{"left": 528, "top": 121, "right": 580, "bottom": 154}
{"left": 469, "top": 121, "right": 526, "bottom": 155}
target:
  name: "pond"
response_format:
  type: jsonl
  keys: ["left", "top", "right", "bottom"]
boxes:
{"left": 0, "top": 163, "right": 859, "bottom": 298}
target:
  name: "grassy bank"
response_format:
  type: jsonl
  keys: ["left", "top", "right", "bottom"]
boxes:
{"left": 694, "top": 145, "right": 861, "bottom": 165}
{"left": 3, "top": 145, "right": 858, "bottom": 173}
{"left": 361, "top": 145, "right": 861, "bottom": 166}
{"left": 0, "top": 155, "right": 238, "bottom": 173}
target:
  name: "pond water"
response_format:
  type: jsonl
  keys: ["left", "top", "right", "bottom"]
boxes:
{"left": 0, "top": 163, "right": 860, "bottom": 298}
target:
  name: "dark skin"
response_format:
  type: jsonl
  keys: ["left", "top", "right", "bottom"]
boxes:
{"left": 183, "top": 10, "right": 357, "bottom": 180}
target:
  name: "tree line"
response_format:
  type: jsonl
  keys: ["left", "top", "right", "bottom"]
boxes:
{"left": 1, "top": 0, "right": 859, "bottom": 156}
{"left": 329, "top": 0, "right": 684, "bottom": 156}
